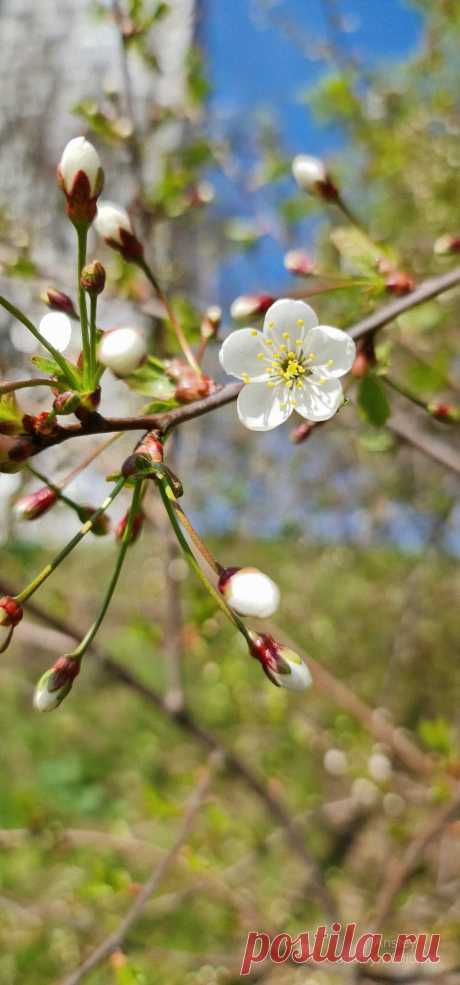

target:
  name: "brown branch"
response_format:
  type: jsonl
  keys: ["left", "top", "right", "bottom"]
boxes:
{"left": 59, "top": 750, "right": 222, "bottom": 985}
{"left": 349, "top": 264, "right": 460, "bottom": 341}
{"left": 389, "top": 410, "right": 460, "bottom": 478}
{"left": 372, "top": 784, "right": 460, "bottom": 929}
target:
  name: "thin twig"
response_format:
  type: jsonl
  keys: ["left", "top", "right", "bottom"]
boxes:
{"left": 58, "top": 750, "right": 222, "bottom": 985}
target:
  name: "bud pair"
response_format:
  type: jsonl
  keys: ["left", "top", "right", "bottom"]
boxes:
{"left": 249, "top": 633, "right": 312, "bottom": 690}
{"left": 57, "top": 137, "right": 104, "bottom": 225}
{"left": 33, "top": 655, "right": 80, "bottom": 712}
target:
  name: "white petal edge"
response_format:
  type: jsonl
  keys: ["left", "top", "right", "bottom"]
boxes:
{"left": 304, "top": 325, "right": 356, "bottom": 378}
{"left": 262, "top": 298, "right": 318, "bottom": 348}
{"left": 219, "top": 328, "right": 268, "bottom": 382}
{"left": 237, "top": 382, "right": 292, "bottom": 431}
{"left": 296, "top": 377, "right": 344, "bottom": 422}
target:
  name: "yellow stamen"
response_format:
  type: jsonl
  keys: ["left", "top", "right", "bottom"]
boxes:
{"left": 250, "top": 329, "right": 258, "bottom": 337}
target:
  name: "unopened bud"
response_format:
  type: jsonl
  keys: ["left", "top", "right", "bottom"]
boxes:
{"left": 115, "top": 509, "right": 145, "bottom": 544}
{"left": 78, "top": 507, "right": 111, "bottom": 536}
{"left": 290, "top": 421, "right": 315, "bottom": 444}
{"left": 428, "top": 401, "right": 460, "bottom": 423}
{"left": 230, "top": 294, "right": 275, "bottom": 322}
{"left": 0, "top": 596, "right": 23, "bottom": 629}
{"left": 80, "top": 260, "right": 106, "bottom": 296}
{"left": 15, "top": 487, "right": 58, "bottom": 521}
{"left": 218, "top": 566, "right": 280, "bottom": 618}
{"left": 249, "top": 633, "right": 312, "bottom": 691}
{"left": 22, "top": 412, "right": 60, "bottom": 439}
{"left": 53, "top": 391, "right": 81, "bottom": 415}
{"left": 351, "top": 336, "right": 376, "bottom": 379}
{"left": 384, "top": 270, "right": 415, "bottom": 296}
{"left": 434, "top": 234, "right": 460, "bottom": 256}
{"left": 57, "top": 136, "right": 104, "bottom": 225}
{"left": 94, "top": 201, "right": 144, "bottom": 261}
{"left": 0, "top": 434, "right": 35, "bottom": 471}
{"left": 201, "top": 306, "right": 222, "bottom": 340}
{"left": 33, "top": 655, "right": 80, "bottom": 712}
{"left": 121, "top": 431, "right": 163, "bottom": 478}
{"left": 98, "top": 327, "right": 147, "bottom": 377}
{"left": 292, "top": 154, "right": 338, "bottom": 201}
{"left": 284, "top": 250, "right": 316, "bottom": 277}
{"left": 41, "top": 289, "right": 78, "bottom": 319}
{"left": 175, "top": 371, "right": 215, "bottom": 404}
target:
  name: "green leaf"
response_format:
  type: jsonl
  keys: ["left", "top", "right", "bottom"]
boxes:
{"left": 358, "top": 375, "right": 391, "bottom": 427}
{"left": 125, "top": 363, "right": 176, "bottom": 399}
{"left": 31, "top": 355, "right": 82, "bottom": 388}
{"left": 330, "top": 226, "right": 386, "bottom": 276}
{"left": 0, "top": 393, "right": 23, "bottom": 434}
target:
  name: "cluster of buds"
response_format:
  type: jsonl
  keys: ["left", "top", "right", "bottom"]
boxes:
{"left": 428, "top": 401, "right": 460, "bottom": 423}
{"left": 94, "top": 202, "right": 144, "bottom": 262}
{"left": 41, "top": 289, "right": 78, "bottom": 320}
{"left": 249, "top": 633, "right": 312, "bottom": 690}
{"left": 284, "top": 249, "right": 316, "bottom": 277}
{"left": 434, "top": 234, "right": 460, "bottom": 256}
{"left": 22, "top": 412, "right": 60, "bottom": 440}
{"left": 230, "top": 294, "right": 275, "bottom": 322}
{"left": 0, "top": 596, "right": 23, "bottom": 652}
{"left": 218, "top": 566, "right": 280, "bottom": 618}
{"left": 377, "top": 259, "right": 415, "bottom": 296}
{"left": 80, "top": 260, "right": 106, "bottom": 296}
{"left": 14, "top": 486, "right": 58, "bottom": 521}
{"left": 98, "top": 327, "right": 147, "bottom": 377}
{"left": 115, "top": 509, "right": 145, "bottom": 545}
{"left": 165, "top": 358, "right": 215, "bottom": 404}
{"left": 201, "top": 305, "right": 222, "bottom": 341}
{"left": 351, "top": 336, "right": 376, "bottom": 379}
{"left": 33, "top": 655, "right": 80, "bottom": 712}
{"left": 292, "top": 154, "right": 339, "bottom": 202}
{"left": 57, "top": 137, "right": 104, "bottom": 225}
{"left": 122, "top": 431, "right": 164, "bottom": 479}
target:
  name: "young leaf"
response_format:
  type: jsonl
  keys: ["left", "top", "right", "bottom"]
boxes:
{"left": 0, "top": 393, "right": 23, "bottom": 435}
{"left": 358, "top": 375, "right": 391, "bottom": 427}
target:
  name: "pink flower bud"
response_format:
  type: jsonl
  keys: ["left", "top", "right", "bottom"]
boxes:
{"left": 290, "top": 421, "right": 314, "bottom": 444}
{"left": 175, "top": 372, "right": 215, "bottom": 404}
{"left": 80, "top": 260, "right": 106, "bottom": 296}
{"left": 351, "top": 337, "right": 376, "bottom": 379}
{"left": 94, "top": 201, "right": 144, "bottom": 261}
{"left": 115, "top": 510, "right": 145, "bottom": 544}
{"left": 249, "top": 633, "right": 312, "bottom": 690}
{"left": 230, "top": 294, "right": 275, "bottom": 321}
{"left": 218, "top": 566, "right": 280, "bottom": 618}
{"left": 292, "top": 155, "right": 338, "bottom": 201}
{"left": 41, "top": 289, "right": 78, "bottom": 319}
{"left": 53, "top": 391, "right": 82, "bottom": 415}
{"left": 428, "top": 401, "right": 459, "bottom": 423}
{"left": 57, "top": 137, "right": 104, "bottom": 225}
{"left": 33, "top": 656, "right": 80, "bottom": 712}
{"left": 284, "top": 250, "right": 316, "bottom": 277}
{"left": 434, "top": 234, "right": 460, "bottom": 256}
{"left": 0, "top": 596, "right": 23, "bottom": 628}
{"left": 14, "top": 487, "right": 58, "bottom": 521}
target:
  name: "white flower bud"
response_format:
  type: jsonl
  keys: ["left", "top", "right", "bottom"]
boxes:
{"left": 58, "top": 137, "right": 103, "bottom": 198}
{"left": 218, "top": 567, "right": 280, "bottom": 618}
{"left": 351, "top": 777, "right": 379, "bottom": 807}
{"left": 324, "top": 748, "right": 348, "bottom": 776}
{"left": 230, "top": 294, "right": 274, "bottom": 321}
{"left": 98, "top": 327, "right": 147, "bottom": 376}
{"left": 33, "top": 657, "right": 80, "bottom": 713}
{"left": 33, "top": 671, "right": 65, "bottom": 712}
{"left": 249, "top": 634, "right": 312, "bottom": 691}
{"left": 368, "top": 752, "right": 392, "bottom": 783}
{"left": 292, "top": 154, "right": 328, "bottom": 191}
{"left": 95, "top": 201, "right": 133, "bottom": 245}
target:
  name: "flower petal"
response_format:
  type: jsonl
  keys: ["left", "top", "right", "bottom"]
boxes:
{"left": 219, "top": 328, "right": 268, "bottom": 382}
{"left": 237, "top": 383, "right": 292, "bottom": 431}
{"left": 262, "top": 298, "right": 318, "bottom": 349}
{"left": 296, "top": 378, "right": 344, "bottom": 422}
{"left": 304, "top": 325, "right": 356, "bottom": 377}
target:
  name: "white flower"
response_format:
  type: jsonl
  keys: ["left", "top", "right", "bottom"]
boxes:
{"left": 219, "top": 298, "right": 355, "bottom": 431}
{"left": 95, "top": 201, "right": 133, "bottom": 245}
{"left": 39, "top": 312, "right": 72, "bottom": 353}
{"left": 218, "top": 566, "right": 280, "bottom": 618}
{"left": 58, "top": 137, "right": 103, "bottom": 197}
{"left": 98, "top": 327, "right": 147, "bottom": 376}
{"left": 292, "top": 154, "right": 327, "bottom": 191}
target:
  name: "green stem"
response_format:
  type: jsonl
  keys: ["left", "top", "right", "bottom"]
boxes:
{"left": 171, "top": 499, "right": 223, "bottom": 576}
{"left": 156, "top": 476, "right": 251, "bottom": 644}
{"left": 16, "top": 477, "right": 126, "bottom": 604}
{"left": 76, "top": 224, "right": 91, "bottom": 390}
{"left": 70, "top": 481, "right": 142, "bottom": 659}
{"left": 137, "top": 257, "right": 203, "bottom": 376}
{"left": 382, "top": 374, "right": 429, "bottom": 411}
{"left": 0, "top": 378, "right": 56, "bottom": 396}
{"left": 0, "top": 296, "right": 79, "bottom": 389}
{"left": 89, "top": 294, "right": 98, "bottom": 383}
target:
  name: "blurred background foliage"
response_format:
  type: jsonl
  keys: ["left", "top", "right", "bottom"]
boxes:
{"left": 2, "top": 0, "right": 460, "bottom": 982}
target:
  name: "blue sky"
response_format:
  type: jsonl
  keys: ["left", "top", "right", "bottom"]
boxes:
{"left": 204, "top": 0, "right": 422, "bottom": 299}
